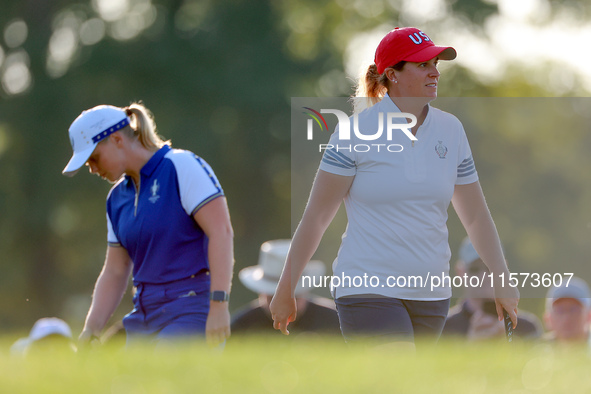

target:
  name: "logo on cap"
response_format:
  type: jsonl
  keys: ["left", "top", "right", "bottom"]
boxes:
{"left": 408, "top": 31, "right": 431, "bottom": 45}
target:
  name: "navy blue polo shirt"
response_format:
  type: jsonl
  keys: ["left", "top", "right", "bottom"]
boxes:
{"left": 106, "top": 145, "right": 224, "bottom": 285}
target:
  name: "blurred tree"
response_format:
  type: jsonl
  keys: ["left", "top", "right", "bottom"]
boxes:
{"left": 0, "top": 0, "right": 301, "bottom": 328}
{"left": 0, "top": 0, "right": 590, "bottom": 331}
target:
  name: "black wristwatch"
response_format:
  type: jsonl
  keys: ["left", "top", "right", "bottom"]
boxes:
{"left": 210, "top": 290, "right": 230, "bottom": 302}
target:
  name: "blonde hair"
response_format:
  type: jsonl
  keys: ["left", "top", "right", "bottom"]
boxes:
{"left": 352, "top": 62, "right": 406, "bottom": 113}
{"left": 122, "top": 102, "right": 170, "bottom": 150}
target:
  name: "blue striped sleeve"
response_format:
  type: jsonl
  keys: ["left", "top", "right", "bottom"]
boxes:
{"left": 321, "top": 147, "right": 356, "bottom": 170}
{"left": 457, "top": 156, "right": 476, "bottom": 178}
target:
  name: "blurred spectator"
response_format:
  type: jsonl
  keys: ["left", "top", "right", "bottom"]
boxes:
{"left": 231, "top": 239, "right": 341, "bottom": 336}
{"left": 442, "top": 237, "right": 542, "bottom": 341}
{"left": 10, "top": 317, "right": 76, "bottom": 356}
{"left": 543, "top": 276, "right": 591, "bottom": 344}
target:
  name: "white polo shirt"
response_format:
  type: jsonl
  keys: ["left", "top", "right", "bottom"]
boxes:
{"left": 319, "top": 94, "right": 478, "bottom": 300}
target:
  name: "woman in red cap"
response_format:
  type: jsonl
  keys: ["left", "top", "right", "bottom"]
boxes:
{"left": 271, "top": 27, "right": 519, "bottom": 347}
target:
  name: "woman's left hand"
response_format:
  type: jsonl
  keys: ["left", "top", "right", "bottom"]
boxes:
{"left": 206, "top": 302, "right": 231, "bottom": 347}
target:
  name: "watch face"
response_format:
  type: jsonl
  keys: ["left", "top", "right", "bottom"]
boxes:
{"left": 211, "top": 291, "right": 228, "bottom": 301}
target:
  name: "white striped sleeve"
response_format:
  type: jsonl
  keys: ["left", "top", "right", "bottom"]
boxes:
{"left": 106, "top": 212, "right": 120, "bottom": 246}
{"left": 167, "top": 149, "right": 224, "bottom": 216}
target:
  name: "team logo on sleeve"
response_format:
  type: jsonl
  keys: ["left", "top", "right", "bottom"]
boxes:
{"left": 149, "top": 179, "right": 160, "bottom": 203}
{"left": 435, "top": 141, "right": 448, "bottom": 159}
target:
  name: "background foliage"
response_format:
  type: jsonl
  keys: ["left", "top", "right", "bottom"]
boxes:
{"left": 1, "top": 0, "right": 590, "bottom": 332}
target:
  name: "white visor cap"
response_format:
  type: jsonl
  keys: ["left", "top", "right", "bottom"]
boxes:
{"left": 62, "top": 105, "right": 130, "bottom": 177}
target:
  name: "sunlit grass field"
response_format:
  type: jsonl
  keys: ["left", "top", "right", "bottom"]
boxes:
{"left": 0, "top": 335, "right": 589, "bottom": 393}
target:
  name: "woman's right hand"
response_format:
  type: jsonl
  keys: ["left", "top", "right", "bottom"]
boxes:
{"left": 78, "top": 328, "right": 101, "bottom": 346}
{"left": 270, "top": 287, "right": 297, "bottom": 335}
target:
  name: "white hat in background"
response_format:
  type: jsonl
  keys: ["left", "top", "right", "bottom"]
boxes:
{"left": 239, "top": 239, "right": 326, "bottom": 296}
{"left": 62, "top": 105, "right": 130, "bottom": 177}
{"left": 546, "top": 276, "right": 591, "bottom": 309}
{"left": 28, "top": 317, "right": 73, "bottom": 341}
{"left": 10, "top": 317, "right": 73, "bottom": 356}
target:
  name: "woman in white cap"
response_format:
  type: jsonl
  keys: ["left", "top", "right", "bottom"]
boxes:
{"left": 63, "top": 103, "right": 234, "bottom": 346}
{"left": 271, "top": 27, "right": 519, "bottom": 345}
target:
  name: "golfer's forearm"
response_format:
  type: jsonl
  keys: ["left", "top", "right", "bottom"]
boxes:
{"left": 277, "top": 172, "right": 352, "bottom": 297}
{"left": 276, "top": 212, "right": 332, "bottom": 297}
{"left": 453, "top": 182, "right": 509, "bottom": 276}
{"left": 292, "top": 216, "right": 329, "bottom": 270}
{"left": 84, "top": 268, "right": 130, "bottom": 333}
{"left": 208, "top": 230, "right": 234, "bottom": 293}
{"left": 465, "top": 215, "right": 509, "bottom": 275}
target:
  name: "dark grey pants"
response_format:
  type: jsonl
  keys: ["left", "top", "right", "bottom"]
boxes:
{"left": 335, "top": 296, "right": 450, "bottom": 343}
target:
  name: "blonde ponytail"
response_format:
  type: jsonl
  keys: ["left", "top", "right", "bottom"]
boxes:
{"left": 353, "top": 64, "right": 388, "bottom": 113}
{"left": 123, "top": 102, "right": 170, "bottom": 150}
{"left": 352, "top": 61, "right": 406, "bottom": 113}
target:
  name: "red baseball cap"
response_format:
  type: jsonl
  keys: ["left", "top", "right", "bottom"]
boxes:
{"left": 374, "top": 27, "right": 456, "bottom": 74}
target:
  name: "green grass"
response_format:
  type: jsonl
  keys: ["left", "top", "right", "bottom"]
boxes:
{"left": 0, "top": 335, "right": 589, "bottom": 393}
